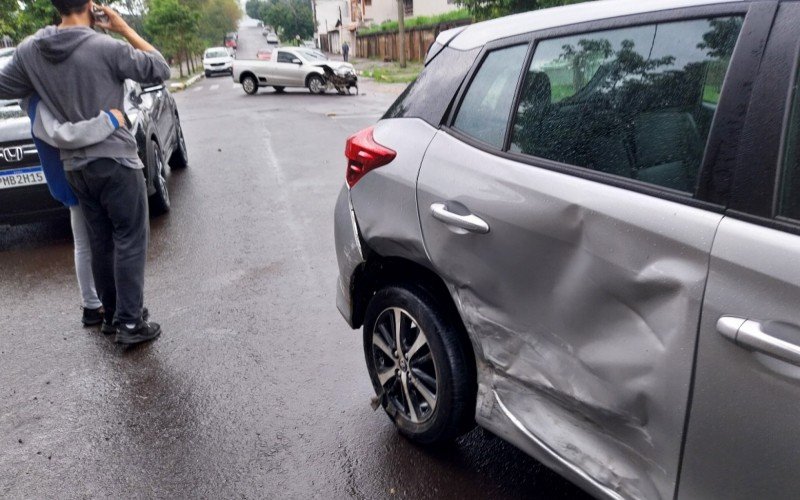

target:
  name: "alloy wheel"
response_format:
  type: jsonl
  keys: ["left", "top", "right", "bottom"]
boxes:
{"left": 309, "top": 76, "right": 325, "bottom": 94}
{"left": 371, "top": 307, "right": 438, "bottom": 424}
{"left": 243, "top": 77, "right": 256, "bottom": 94}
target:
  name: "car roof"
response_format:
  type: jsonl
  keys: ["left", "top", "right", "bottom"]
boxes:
{"left": 443, "top": 0, "right": 746, "bottom": 50}
{"left": 205, "top": 47, "right": 228, "bottom": 53}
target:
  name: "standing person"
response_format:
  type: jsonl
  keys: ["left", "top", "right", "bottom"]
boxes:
{"left": 0, "top": 0, "right": 171, "bottom": 345}
{"left": 25, "top": 94, "right": 121, "bottom": 327}
{"left": 342, "top": 41, "right": 350, "bottom": 62}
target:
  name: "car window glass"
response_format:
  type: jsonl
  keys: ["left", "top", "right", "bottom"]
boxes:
{"left": 510, "top": 17, "right": 743, "bottom": 193}
{"left": 277, "top": 52, "right": 294, "bottom": 63}
{"left": 779, "top": 66, "right": 800, "bottom": 220}
{"left": 453, "top": 44, "right": 528, "bottom": 149}
{"left": 384, "top": 46, "right": 480, "bottom": 126}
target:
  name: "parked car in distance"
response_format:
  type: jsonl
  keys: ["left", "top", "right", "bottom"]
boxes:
{"left": 0, "top": 49, "right": 188, "bottom": 224}
{"left": 334, "top": 0, "right": 800, "bottom": 499}
{"left": 203, "top": 47, "right": 234, "bottom": 77}
{"left": 266, "top": 33, "right": 279, "bottom": 45}
{"left": 224, "top": 32, "right": 237, "bottom": 51}
{"left": 233, "top": 47, "right": 356, "bottom": 95}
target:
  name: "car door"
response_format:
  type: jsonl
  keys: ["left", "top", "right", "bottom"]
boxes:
{"left": 678, "top": 5, "right": 800, "bottom": 498}
{"left": 273, "top": 50, "right": 303, "bottom": 86}
{"left": 282, "top": 51, "right": 308, "bottom": 86}
{"left": 415, "top": 5, "right": 769, "bottom": 499}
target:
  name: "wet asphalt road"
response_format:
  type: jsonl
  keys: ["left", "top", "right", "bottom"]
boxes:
{"left": 0, "top": 26, "right": 589, "bottom": 499}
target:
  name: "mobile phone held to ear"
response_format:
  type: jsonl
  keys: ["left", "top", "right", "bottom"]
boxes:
{"left": 92, "top": 7, "right": 109, "bottom": 25}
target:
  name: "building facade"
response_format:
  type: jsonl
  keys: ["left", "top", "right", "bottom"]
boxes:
{"left": 313, "top": 0, "right": 461, "bottom": 56}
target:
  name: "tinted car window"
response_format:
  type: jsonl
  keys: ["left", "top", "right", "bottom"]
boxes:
{"left": 779, "top": 67, "right": 800, "bottom": 220}
{"left": 453, "top": 45, "right": 528, "bottom": 149}
{"left": 277, "top": 52, "right": 294, "bottom": 63}
{"left": 510, "top": 17, "right": 743, "bottom": 193}
{"left": 383, "top": 46, "right": 480, "bottom": 126}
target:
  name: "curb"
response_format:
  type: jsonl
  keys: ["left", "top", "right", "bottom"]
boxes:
{"left": 169, "top": 73, "right": 204, "bottom": 92}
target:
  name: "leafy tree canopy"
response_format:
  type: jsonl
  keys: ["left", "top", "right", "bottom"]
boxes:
{"left": 249, "top": 0, "right": 313, "bottom": 41}
{"left": 458, "top": 0, "right": 594, "bottom": 21}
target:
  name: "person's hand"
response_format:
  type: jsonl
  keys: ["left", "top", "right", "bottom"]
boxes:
{"left": 93, "top": 3, "right": 131, "bottom": 36}
{"left": 110, "top": 109, "right": 126, "bottom": 128}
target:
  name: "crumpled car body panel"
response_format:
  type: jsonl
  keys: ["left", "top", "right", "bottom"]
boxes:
{"left": 416, "top": 131, "right": 722, "bottom": 499}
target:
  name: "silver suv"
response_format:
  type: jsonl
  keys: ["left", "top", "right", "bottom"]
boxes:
{"left": 334, "top": 1, "right": 800, "bottom": 498}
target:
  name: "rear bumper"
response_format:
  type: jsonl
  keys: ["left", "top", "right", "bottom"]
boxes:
{"left": 334, "top": 184, "right": 364, "bottom": 328}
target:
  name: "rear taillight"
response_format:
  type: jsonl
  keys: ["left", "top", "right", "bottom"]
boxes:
{"left": 345, "top": 126, "right": 396, "bottom": 188}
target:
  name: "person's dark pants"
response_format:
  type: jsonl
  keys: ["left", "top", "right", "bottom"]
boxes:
{"left": 343, "top": 51, "right": 349, "bottom": 62}
{"left": 66, "top": 159, "right": 148, "bottom": 325}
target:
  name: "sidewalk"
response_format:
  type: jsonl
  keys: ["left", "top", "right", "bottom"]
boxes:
{"left": 325, "top": 52, "right": 423, "bottom": 84}
{"left": 167, "top": 66, "right": 204, "bottom": 92}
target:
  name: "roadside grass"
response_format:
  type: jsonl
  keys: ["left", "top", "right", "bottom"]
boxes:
{"left": 360, "top": 62, "right": 423, "bottom": 84}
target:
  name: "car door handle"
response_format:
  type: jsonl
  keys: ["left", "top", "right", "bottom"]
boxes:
{"left": 430, "top": 203, "right": 490, "bottom": 234}
{"left": 717, "top": 316, "right": 800, "bottom": 366}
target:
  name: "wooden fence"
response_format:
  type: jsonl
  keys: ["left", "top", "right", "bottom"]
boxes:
{"left": 356, "top": 19, "right": 472, "bottom": 63}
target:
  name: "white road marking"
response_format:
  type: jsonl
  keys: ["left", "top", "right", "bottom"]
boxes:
{"left": 210, "top": 84, "right": 220, "bottom": 91}
{"left": 232, "top": 84, "right": 239, "bottom": 89}
{"left": 193, "top": 86, "right": 203, "bottom": 92}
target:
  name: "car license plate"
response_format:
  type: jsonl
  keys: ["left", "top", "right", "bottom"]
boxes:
{"left": 0, "top": 166, "right": 46, "bottom": 190}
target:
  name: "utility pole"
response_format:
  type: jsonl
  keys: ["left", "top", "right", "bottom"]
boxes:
{"left": 396, "top": 0, "right": 406, "bottom": 68}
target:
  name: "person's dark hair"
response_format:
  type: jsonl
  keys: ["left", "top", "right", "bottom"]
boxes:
{"left": 51, "top": 0, "right": 90, "bottom": 16}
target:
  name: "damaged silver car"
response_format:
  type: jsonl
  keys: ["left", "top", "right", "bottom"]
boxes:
{"left": 334, "top": 0, "right": 800, "bottom": 498}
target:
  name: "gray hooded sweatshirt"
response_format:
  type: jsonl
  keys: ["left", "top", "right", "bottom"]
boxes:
{"left": 0, "top": 26, "right": 170, "bottom": 170}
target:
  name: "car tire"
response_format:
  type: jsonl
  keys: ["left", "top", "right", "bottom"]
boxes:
{"left": 242, "top": 75, "right": 258, "bottom": 95}
{"left": 168, "top": 122, "right": 189, "bottom": 169}
{"left": 205, "top": 70, "right": 211, "bottom": 77}
{"left": 363, "top": 283, "right": 476, "bottom": 445}
{"left": 307, "top": 74, "right": 326, "bottom": 95}
{"left": 273, "top": 86, "right": 286, "bottom": 93}
{"left": 148, "top": 140, "right": 170, "bottom": 215}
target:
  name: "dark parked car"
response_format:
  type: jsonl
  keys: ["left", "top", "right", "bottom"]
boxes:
{"left": 0, "top": 59, "right": 188, "bottom": 225}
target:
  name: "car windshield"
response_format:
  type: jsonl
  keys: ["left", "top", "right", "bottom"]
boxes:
{"left": 205, "top": 49, "right": 228, "bottom": 59}
{"left": 297, "top": 49, "right": 326, "bottom": 62}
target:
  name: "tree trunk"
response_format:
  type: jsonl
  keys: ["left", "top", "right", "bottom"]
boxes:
{"left": 397, "top": 0, "right": 406, "bottom": 68}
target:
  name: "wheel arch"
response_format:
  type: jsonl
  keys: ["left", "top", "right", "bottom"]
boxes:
{"left": 305, "top": 71, "right": 325, "bottom": 88}
{"left": 352, "top": 254, "right": 466, "bottom": 339}
{"left": 357, "top": 252, "right": 479, "bottom": 438}
{"left": 239, "top": 71, "right": 258, "bottom": 85}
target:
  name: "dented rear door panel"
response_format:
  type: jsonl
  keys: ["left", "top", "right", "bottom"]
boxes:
{"left": 416, "top": 131, "right": 721, "bottom": 499}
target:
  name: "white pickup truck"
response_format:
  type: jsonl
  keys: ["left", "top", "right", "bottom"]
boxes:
{"left": 232, "top": 47, "right": 358, "bottom": 95}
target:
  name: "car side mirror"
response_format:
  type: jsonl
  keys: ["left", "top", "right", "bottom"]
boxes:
{"left": 292, "top": 58, "right": 302, "bottom": 65}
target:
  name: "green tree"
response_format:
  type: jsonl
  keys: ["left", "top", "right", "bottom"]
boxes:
{"left": 458, "top": 0, "right": 593, "bottom": 21}
{"left": 245, "top": 0, "right": 261, "bottom": 19}
{"left": 0, "top": 0, "right": 21, "bottom": 41}
{"left": 16, "top": 0, "right": 59, "bottom": 40}
{"left": 253, "top": 0, "right": 313, "bottom": 41}
{"left": 198, "top": 0, "right": 241, "bottom": 46}
{"left": 144, "top": 0, "right": 200, "bottom": 77}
